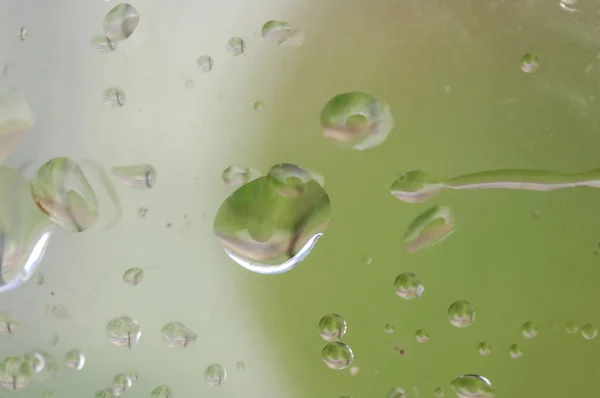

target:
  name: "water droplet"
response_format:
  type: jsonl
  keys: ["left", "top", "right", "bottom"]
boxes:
{"left": 33, "top": 273, "right": 44, "bottom": 286}
{"left": 261, "top": 20, "right": 304, "bottom": 47}
{"left": 521, "top": 321, "right": 537, "bottom": 339}
{"left": 435, "top": 387, "right": 445, "bottom": 398}
{"left": 447, "top": 300, "right": 475, "bottom": 328}
{"left": 184, "top": 79, "right": 195, "bottom": 89}
{"left": 128, "top": 371, "right": 139, "bottom": 381}
{"left": 0, "top": 313, "right": 20, "bottom": 334}
{"left": 46, "top": 304, "right": 69, "bottom": 320}
{"left": 221, "top": 166, "right": 250, "bottom": 187}
{"left": 205, "top": 364, "right": 226, "bottom": 386}
{"left": 64, "top": 350, "right": 85, "bottom": 371}
{"left": 362, "top": 255, "right": 372, "bottom": 265}
{"left": 106, "top": 316, "right": 142, "bottom": 349}
{"left": 42, "top": 390, "right": 54, "bottom": 398}
{"left": 450, "top": 375, "right": 494, "bottom": 398}
{"left": 197, "top": 55, "right": 213, "bottom": 72}
{"left": 227, "top": 37, "right": 245, "bottom": 55}
{"left": 0, "top": 356, "right": 32, "bottom": 391}
{"left": 160, "top": 321, "right": 198, "bottom": 348}
{"left": 151, "top": 385, "right": 172, "bottom": 398}
{"left": 477, "top": 341, "right": 491, "bottom": 356}
{"left": 581, "top": 323, "right": 598, "bottom": 340}
{"left": 444, "top": 85, "right": 452, "bottom": 93}
{"left": 415, "top": 329, "right": 429, "bottom": 343}
{"left": 236, "top": 361, "right": 245, "bottom": 371}
{"left": 24, "top": 351, "right": 58, "bottom": 380}
{"left": 321, "top": 342, "right": 354, "bottom": 370}
{"left": 103, "top": 88, "right": 126, "bottom": 107}
{"left": 112, "top": 373, "right": 133, "bottom": 395}
{"left": 267, "top": 163, "right": 314, "bottom": 197}
{"left": 138, "top": 207, "right": 148, "bottom": 218}
{"left": 508, "top": 344, "right": 523, "bottom": 359}
{"left": 384, "top": 324, "right": 394, "bottom": 334}
{"left": 520, "top": 53, "right": 540, "bottom": 73}
{"left": 103, "top": 3, "right": 140, "bottom": 41}
{"left": 91, "top": 35, "right": 118, "bottom": 52}
{"left": 387, "top": 387, "right": 407, "bottom": 398}
{"left": 253, "top": 101, "right": 264, "bottom": 112}
{"left": 111, "top": 164, "right": 156, "bottom": 188}
{"left": 403, "top": 205, "right": 455, "bottom": 253}
{"left": 320, "top": 92, "right": 394, "bottom": 150}
{"left": 213, "top": 168, "right": 331, "bottom": 275}
{"left": 95, "top": 390, "right": 116, "bottom": 398}
{"left": 389, "top": 171, "right": 445, "bottom": 204}
{"left": 16, "top": 27, "right": 28, "bottom": 41}
{"left": 318, "top": 313, "right": 347, "bottom": 342}
{"left": 0, "top": 82, "right": 36, "bottom": 163}
{"left": 394, "top": 272, "right": 424, "bottom": 300}
{"left": 565, "top": 321, "right": 578, "bottom": 334}
{"left": 122, "top": 267, "right": 144, "bottom": 286}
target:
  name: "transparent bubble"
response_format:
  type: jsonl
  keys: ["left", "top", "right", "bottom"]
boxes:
{"left": 447, "top": 300, "right": 475, "bottom": 328}
{"left": 106, "top": 316, "right": 142, "bottom": 349}
{"left": 0, "top": 313, "right": 20, "bottom": 334}
{"left": 508, "top": 344, "right": 523, "bottom": 359}
{"left": 204, "top": 364, "right": 226, "bottom": 386}
{"left": 581, "top": 323, "right": 598, "bottom": 340}
{"left": 403, "top": 206, "right": 455, "bottom": 253}
{"left": 128, "top": 371, "right": 139, "bottom": 381}
{"left": 261, "top": 20, "right": 304, "bottom": 47}
{"left": 566, "top": 321, "right": 578, "bottom": 334}
{"left": 0, "top": 356, "right": 32, "bottom": 391}
{"left": 197, "top": 55, "right": 213, "bottom": 72}
{"left": 477, "top": 341, "right": 491, "bottom": 356}
{"left": 64, "top": 350, "right": 85, "bottom": 371}
{"left": 0, "top": 82, "right": 36, "bottom": 163}
{"left": 236, "top": 361, "right": 245, "bottom": 371}
{"left": 47, "top": 304, "right": 69, "bottom": 320}
{"left": 91, "top": 35, "right": 118, "bottom": 52}
{"left": 394, "top": 272, "right": 424, "bottom": 300}
{"left": 318, "top": 313, "right": 347, "bottom": 342}
{"left": 222, "top": 166, "right": 250, "bottom": 187}
{"left": 321, "top": 342, "right": 354, "bottom": 370}
{"left": 227, "top": 37, "right": 245, "bottom": 55}
{"left": 42, "top": 390, "right": 54, "bottom": 398}
{"left": 103, "top": 3, "right": 140, "bottom": 41}
{"left": 160, "top": 321, "right": 198, "bottom": 348}
{"left": 435, "top": 387, "right": 445, "bottom": 398}
{"left": 111, "top": 164, "right": 157, "bottom": 188}
{"left": 112, "top": 373, "right": 133, "bottom": 395}
{"left": 450, "top": 375, "right": 494, "bottom": 398}
{"left": 103, "top": 88, "right": 126, "bottom": 107}
{"left": 122, "top": 267, "right": 144, "bottom": 286}
{"left": 213, "top": 170, "right": 331, "bottom": 275}
{"left": 415, "top": 329, "right": 429, "bottom": 343}
{"left": 253, "top": 101, "right": 264, "bottom": 112}
{"left": 387, "top": 388, "right": 407, "bottom": 398}
{"left": 320, "top": 92, "right": 394, "bottom": 150}
{"left": 520, "top": 53, "right": 540, "bottom": 73}
{"left": 521, "top": 321, "right": 537, "bottom": 339}
{"left": 384, "top": 324, "right": 394, "bottom": 334}
{"left": 151, "top": 385, "right": 172, "bottom": 398}
{"left": 267, "top": 163, "right": 314, "bottom": 197}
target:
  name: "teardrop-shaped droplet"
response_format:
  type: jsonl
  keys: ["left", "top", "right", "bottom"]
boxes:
{"left": 0, "top": 83, "right": 35, "bottom": 163}
{"left": 103, "top": 3, "right": 140, "bottom": 41}
{"left": 111, "top": 164, "right": 157, "bottom": 188}
{"left": 403, "top": 205, "right": 455, "bottom": 253}
{"left": 106, "top": 316, "right": 142, "bottom": 349}
{"left": 160, "top": 321, "right": 197, "bottom": 348}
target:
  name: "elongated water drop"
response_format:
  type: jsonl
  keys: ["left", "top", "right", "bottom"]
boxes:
{"left": 403, "top": 205, "right": 455, "bottom": 253}
{"left": 450, "top": 374, "right": 494, "bottom": 398}
{"left": 103, "top": 3, "right": 140, "bottom": 41}
{"left": 111, "top": 164, "right": 156, "bottom": 188}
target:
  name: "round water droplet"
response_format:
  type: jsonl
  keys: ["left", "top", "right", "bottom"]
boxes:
{"left": 320, "top": 92, "right": 394, "bottom": 150}
{"left": 112, "top": 373, "right": 133, "bottom": 395}
{"left": 394, "top": 272, "right": 424, "bottom": 300}
{"left": 508, "top": 344, "right": 523, "bottom": 359}
{"left": 151, "top": 385, "right": 172, "bottom": 398}
{"left": 91, "top": 35, "right": 118, "bottom": 52}
{"left": 128, "top": 371, "right": 139, "bottom": 381}
{"left": 403, "top": 205, "right": 455, "bottom": 253}
{"left": 160, "top": 321, "right": 197, "bottom": 348}
{"left": 261, "top": 20, "right": 304, "bottom": 47}
{"left": 477, "top": 341, "right": 491, "bottom": 356}
{"left": 95, "top": 390, "right": 116, "bottom": 398}
{"left": 267, "top": 163, "right": 314, "bottom": 197}
{"left": 521, "top": 321, "right": 537, "bottom": 339}
{"left": 321, "top": 342, "right": 354, "bottom": 370}
{"left": 111, "top": 164, "right": 156, "bottom": 188}
{"left": 387, "top": 387, "right": 407, "bottom": 398}
{"left": 103, "top": 3, "right": 140, "bottom": 41}
{"left": 122, "top": 267, "right": 144, "bottom": 286}
{"left": 318, "top": 313, "right": 347, "bottom": 342}
{"left": 447, "top": 300, "right": 475, "bottom": 328}
{"left": 236, "top": 361, "right": 245, "bottom": 371}
{"left": 434, "top": 387, "right": 445, "bottom": 398}
{"left": 221, "top": 166, "right": 250, "bottom": 187}
{"left": 42, "top": 390, "right": 54, "bottom": 398}
{"left": 520, "top": 53, "right": 540, "bottom": 73}
{"left": 106, "top": 316, "right": 142, "bottom": 349}
{"left": 47, "top": 304, "right": 69, "bottom": 320}
{"left": 227, "top": 37, "right": 245, "bottom": 55}
{"left": 581, "top": 323, "right": 598, "bottom": 340}
{"left": 205, "top": 364, "right": 226, "bottom": 386}
{"left": 384, "top": 324, "right": 394, "bottom": 334}
{"left": 0, "top": 313, "right": 20, "bottom": 334}
{"left": 103, "top": 88, "right": 126, "bottom": 107}
{"left": 213, "top": 169, "right": 331, "bottom": 275}
{"left": 415, "top": 329, "right": 429, "bottom": 343}
{"left": 0, "top": 82, "right": 36, "bottom": 163}
{"left": 565, "top": 321, "right": 578, "bottom": 334}
{"left": 253, "top": 101, "right": 264, "bottom": 112}
{"left": 197, "top": 55, "right": 213, "bottom": 72}
{"left": 64, "top": 350, "right": 85, "bottom": 371}
{"left": 450, "top": 375, "right": 494, "bottom": 398}
{"left": 0, "top": 356, "right": 32, "bottom": 391}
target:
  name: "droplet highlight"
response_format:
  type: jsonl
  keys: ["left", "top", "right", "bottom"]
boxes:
{"left": 197, "top": 55, "right": 213, "bottom": 72}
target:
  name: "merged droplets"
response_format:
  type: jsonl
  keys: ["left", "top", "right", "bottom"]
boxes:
{"left": 477, "top": 341, "right": 491, "bottom": 356}
{"left": 394, "top": 272, "right": 424, "bottom": 299}
{"left": 227, "top": 37, "right": 245, "bottom": 55}
{"left": 450, "top": 374, "right": 494, "bottom": 398}
{"left": 415, "top": 329, "right": 429, "bottom": 343}
{"left": 64, "top": 350, "right": 85, "bottom": 371}
{"left": 520, "top": 53, "right": 540, "bottom": 73}
{"left": 213, "top": 164, "right": 331, "bottom": 274}
{"left": 197, "top": 55, "right": 213, "bottom": 72}
{"left": 103, "top": 88, "right": 126, "bottom": 107}
{"left": 204, "top": 364, "right": 226, "bottom": 386}
{"left": 0, "top": 313, "right": 20, "bottom": 334}
{"left": 103, "top": 3, "right": 140, "bottom": 41}
{"left": 160, "top": 321, "right": 197, "bottom": 348}
{"left": 122, "top": 267, "right": 144, "bottom": 286}
{"left": 508, "top": 344, "right": 523, "bottom": 359}
{"left": 111, "top": 164, "right": 157, "bottom": 188}
{"left": 0, "top": 356, "right": 32, "bottom": 391}
{"left": 581, "top": 323, "right": 598, "bottom": 340}
{"left": 267, "top": 163, "right": 313, "bottom": 197}
{"left": 321, "top": 342, "right": 354, "bottom": 370}
{"left": 261, "top": 20, "right": 304, "bottom": 47}
{"left": 106, "top": 316, "right": 142, "bottom": 349}
{"left": 91, "top": 35, "right": 118, "bottom": 52}
{"left": 521, "top": 321, "right": 537, "bottom": 339}
{"left": 387, "top": 387, "right": 407, "bottom": 398}
{"left": 0, "top": 82, "right": 36, "bottom": 163}
{"left": 151, "top": 385, "right": 172, "bottom": 398}
{"left": 403, "top": 206, "right": 455, "bottom": 253}
{"left": 318, "top": 313, "right": 347, "bottom": 342}
{"left": 320, "top": 92, "right": 394, "bottom": 150}
{"left": 447, "top": 300, "right": 475, "bottom": 328}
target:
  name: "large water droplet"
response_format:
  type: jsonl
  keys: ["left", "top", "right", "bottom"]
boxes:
{"left": 521, "top": 321, "right": 537, "bottom": 339}
{"left": 403, "top": 206, "right": 455, "bottom": 253}
{"left": 205, "top": 364, "right": 226, "bottom": 386}
{"left": 103, "top": 4, "right": 140, "bottom": 41}
{"left": 64, "top": 350, "right": 85, "bottom": 371}
{"left": 520, "top": 53, "right": 540, "bottom": 73}
{"left": 477, "top": 341, "right": 491, "bottom": 356}
{"left": 151, "top": 385, "right": 172, "bottom": 398}
{"left": 450, "top": 375, "right": 494, "bottom": 398}
{"left": 318, "top": 313, "right": 347, "bottom": 342}
{"left": 160, "top": 321, "right": 197, "bottom": 348}
{"left": 320, "top": 92, "right": 394, "bottom": 150}
{"left": 321, "top": 342, "right": 354, "bottom": 370}
{"left": 0, "top": 83, "right": 35, "bottom": 163}
{"left": 387, "top": 388, "right": 407, "bottom": 398}
{"left": 227, "top": 37, "right": 245, "bottom": 55}
{"left": 213, "top": 166, "right": 331, "bottom": 274}
{"left": 447, "top": 300, "right": 475, "bottom": 328}
{"left": 111, "top": 164, "right": 156, "bottom": 188}
{"left": 197, "top": 55, "right": 213, "bottom": 72}
{"left": 261, "top": 20, "right": 304, "bottom": 47}
{"left": 106, "top": 316, "right": 141, "bottom": 349}
{"left": 0, "top": 356, "right": 32, "bottom": 391}
{"left": 508, "top": 344, "right": 523, "bottom": 359}
{"left": 122, "top": 267, "right": 144, "bottom": 286}
{"left": 581, "top": 323, "right": 598, "bottom": 340}
{"left": 394, "top": 272, "right": 424, "bottom": 299}
{"left": 112, "top": 373, "right": 133, "bottom": 395}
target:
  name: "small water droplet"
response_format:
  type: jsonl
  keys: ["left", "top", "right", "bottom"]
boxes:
{"left": 387, "top": 387, "right": 407, "bottom": 398}
{"left": 64, "top": 350, "right": 85, "bottom": 371}
{"left": 384, "top": 324, "right": 394, "bottom": 334}
{"left": 394, "top": 272, "right": 424, "bottom": 300}
{"left": 160, "top": 321, "right": 197, "bottom": 348}
{"left": 91, "top": 35, "right": 117, "bottom": 52}
{"left": 520, "top": 53, "right": 540, "bottom": 73}
{"left": 103, "top": 3, "right": 140, "bottom": 41}
{"left": 321, "top": 342, "right": 354, "bottom": 370}
{"left": 521, "top": 321, "right": 537, "bottom": 339}
{"left": 559, "top": 0, "right": 578, "bottom": 11}
{"left": 205, "top": 364, "right": 226, "bottom": 386}
{"left": 403, "top": 205, "right": 455, "bottom": 253}
{"left": 106, "top": 316, "right": 142, "bottom": 349}
{"left": 111, "top": 164, "right": 157, "bottom": 188}
{"left": 112, "top": 373, "right": 133, "bottom": 395}
{"left": 0, "top": 356, "right": 32, "bottom": 390}
{"left": 319, "top": 313, "right": 347, "bottom": 342}
{"left": 45, "top": 333, "right": 59, "bottom": 347}
{"left": 415, "top": 329, "right": 429, "bottom": 343}
{"left": 42, "top": 390, "right": 54, "bottom": 398}
{"left": 122, "top": 268, "right": 144, "bottom": 286}
{"left": 448, "top": 300, "right": 475, "bottom": 328}
{"left": 16, "top": 27, "right": 28, "bottom": 41}
{"left": 581, "top": 323, "right": 598, "bottom": 340}
{"left": 227, "top": 37, "right": 245, "bottom": 55}
{"left": 267, "top": 163, "right": 314, "bottom": 197}
{"left": 508, "top": 344, "right": 523, "bottom": 359}
{"left": 103, "top": 88, "right": 126, "bottom": 107}
{"left": 47, "top": 304, "right": 69, "bottom": 320}
{"left": 450, "top": 375, "right": 494, "bottom": 398}
{"left": 253, "top": 101, "right": 264, "bottom": 112}
{"left": 236, "top": 361, "right": 245, "bottom": 371}
{"left": 138, "top": 207, "right": 148, "bottom": 217}
{"left": 150, "top": 385, "right": 172, "bottom": 398}
{"left": 184, "top": 79, "right": 195, "bottom": 89}
{"left": 0, "top": 313, "right": 20, "bottom": 334}
{"left": 477, "top": 341, "right": 491, "bottom": 356}
{"left": 221, "top": 166, "right": 250, "bottom": 187}
{"left": 197, "top": 55, "right": 213, "bottom": 72}
{"left": 434, "top": 387, "right": 445, "bottom": 398}
{"left": 444, "top": 85, "right": 452, "bottom": 93}
{"left": 565, "top": 321, "right": 578, "bottom": 334}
